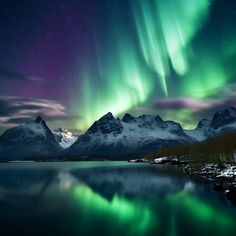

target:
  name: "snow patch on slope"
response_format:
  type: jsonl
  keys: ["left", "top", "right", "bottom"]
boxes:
{"left": 91, "top": 119, "right": 184, "bottom": 147}
{"left": 25, "top": 122, "right": 47, "bottom": 136}
{"left": 53, "top": 128, "right": 78, "bottom": 149}
{"left": 184, "top": 129, "right": 207, "bottom": 142}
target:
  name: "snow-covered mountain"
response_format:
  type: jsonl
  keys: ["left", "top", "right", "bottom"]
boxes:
{"left": 185, "top": 107, "right": 236, "bottom": 141}
{"left": 0, "top": 116, "right": 62, "bottom": 160}
{"left": 184, "top": 119, "right": 211, "bottom": 141}
{"left": 63, "top": 112, "right": 194, "bottom": 158}
{"left": 52, "top": 128, "right": 78, "bottom": 149}
{"left": 2, "top": 107, "right": 236, "bottom": 160}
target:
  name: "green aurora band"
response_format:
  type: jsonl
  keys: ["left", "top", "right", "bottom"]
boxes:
{"left": 133, "top": 0, "right": 211, "bottom": 92}
{"left": 76, "top": 39, "right": 155, "bottom": 129}
{"left": 72, "top": 0, "right": 234, "bottom": 130}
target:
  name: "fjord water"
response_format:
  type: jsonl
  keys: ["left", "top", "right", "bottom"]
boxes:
{"left": 0, "top": 162, "right": 235, "bottom": 236}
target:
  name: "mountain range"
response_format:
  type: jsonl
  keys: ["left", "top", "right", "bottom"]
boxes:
{"left": 1, "top": 107, "right": 236, "bottom": 160}
{"left": 63, "top": 112, "right": 194, "bottom": 159}
{"left": 185, "top": 107, "right": 236, "bottom": 141}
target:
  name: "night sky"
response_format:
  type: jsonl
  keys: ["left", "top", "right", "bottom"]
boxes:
{"left": 0, "top": 0, "right": 236, "bottom": 133}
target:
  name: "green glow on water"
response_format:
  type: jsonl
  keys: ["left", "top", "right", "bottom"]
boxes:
{"left": 69, "top": 180, "right": 236, "bottom": 235}
{"left": 166, "top": 189, "right": 236, "bottom": 235}
{"left": 72, "top": 185, "right": 156, "bottom": 236}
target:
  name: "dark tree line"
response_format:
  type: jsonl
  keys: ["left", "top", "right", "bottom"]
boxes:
{"left": 145, "top": 132, "right": 236, "bottom": 164}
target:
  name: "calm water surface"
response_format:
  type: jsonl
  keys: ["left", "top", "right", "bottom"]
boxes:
{"left": 0, "top": 161, "right": 235, "bottom": 236}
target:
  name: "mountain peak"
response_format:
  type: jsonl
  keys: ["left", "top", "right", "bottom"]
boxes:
{"left": 155, "top": 115, "right": 163, "bottom": 122}
{"left": 86, "top": 112, "right": 123, "bottom": 134}
{"left": 58, "top": 127, "right": 64, "bottom": 132}
{"left": 100, "top": 112, "right": 114, "bottom": 121}
{"left": 122, "top": 113, "right": 135, "bottom": 123}
{"left": 210, "top": 107, "right": 236, "bottom": 129}
{"left": 225, "top": 107, "right": 236, "bottom": 115}
{"left": 33, "top": 115, "right": 53, "bottom": 135}
{"left": 35, "top": 115, "right": 44, "bottom": 124}
{"left": 197, "top": 119, "right": 211, "bottom": 129}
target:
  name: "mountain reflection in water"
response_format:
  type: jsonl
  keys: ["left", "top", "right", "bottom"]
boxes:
{"left": 0, "top": 161, "right": 235, "bottom": 236}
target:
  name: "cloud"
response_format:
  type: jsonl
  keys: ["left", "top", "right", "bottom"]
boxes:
{"left": 154, "top": 82, "right": 236, "bottom": 113}
{"left": 153, "top": 97, "right": 223, "bottom": 112}
{"left": 0, "top": 68, "right": 44, "bottom": 82}
{"left": 149, "top": 82, "right": 236, "bottom": 129}
{"left": 0, "top": 96, "right": 79, "bottom": 127}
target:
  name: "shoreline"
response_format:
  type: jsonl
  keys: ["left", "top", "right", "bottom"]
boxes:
{"left": 129, "top": 157, "right": 236, "bottom": 207}
{"left": 183, "top": 163, "right": 236, "bottom": 206}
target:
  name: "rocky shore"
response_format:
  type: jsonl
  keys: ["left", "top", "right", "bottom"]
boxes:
{"left": 129, "top": 158, "right": 236, "bottom": 206}
{"left": 184, "top": 163, "right": 236, "bottom": 206}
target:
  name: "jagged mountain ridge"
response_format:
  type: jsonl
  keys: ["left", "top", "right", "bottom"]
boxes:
{"left": 1, "top": 107, "right": 236, "bottom": 160}
{"left": 0, "top": 116, "right": 62, "bottom": 160}
{"left": 185, "top": 107, "right": 236, "bottom": 141}
{"left": 63, "top": 112, "right": 195, "bottom": 158}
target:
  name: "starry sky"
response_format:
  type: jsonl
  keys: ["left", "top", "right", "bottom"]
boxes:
{"left": 0, "top": 0, "right": 236, "bottom": 133}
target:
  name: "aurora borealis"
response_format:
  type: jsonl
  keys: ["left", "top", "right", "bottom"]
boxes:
{"left": 1, "top": 0, "right": 236, "bottom": 131}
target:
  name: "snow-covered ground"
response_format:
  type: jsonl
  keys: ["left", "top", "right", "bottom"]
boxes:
{"left": 153, "top": 156, "right": 178, "bottom": 164}
{"left": 217, "top": 165, "right": 236, "bottom": 178}
{"left": 129, "top": 158, "right": 149, "bottom": 163}
{"left": 189, "top": 163, "right": 236, "bottom": 179}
